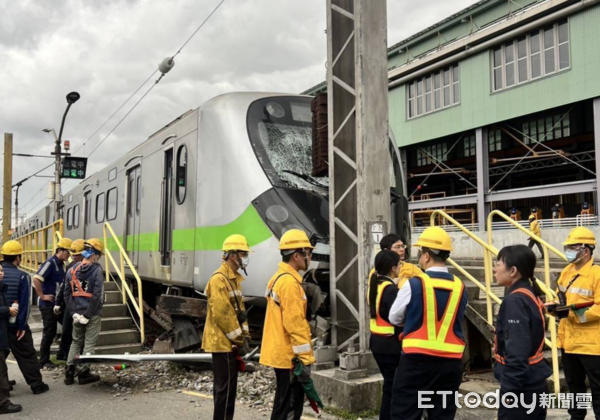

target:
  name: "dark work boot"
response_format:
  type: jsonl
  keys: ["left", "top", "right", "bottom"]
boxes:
{"left": 77, "top": 368, "right": 100, "bottom": 385}
{"left": 0, "top": 402, "right": 22, "bottom": 414}
{"left": 64, "top": 365, "right": 76, "bottom": 386}
{"left": 31, "top": 382, "right": 49, "bottom": 395}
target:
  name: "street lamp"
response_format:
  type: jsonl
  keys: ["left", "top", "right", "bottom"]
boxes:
{"left": 48, "top": 91, "right": 80, "bottom": 220}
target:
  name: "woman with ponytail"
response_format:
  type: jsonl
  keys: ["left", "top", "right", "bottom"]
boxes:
{"left": 368, "top": 250, "right": 402, "bottom": 420}
{"left": 493, "top": 245, "right": 552, "bottom": 419}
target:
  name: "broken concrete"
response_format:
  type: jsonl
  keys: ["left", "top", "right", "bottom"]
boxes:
{"left": 312, "top": 369, "right": 383, "bottom": 413}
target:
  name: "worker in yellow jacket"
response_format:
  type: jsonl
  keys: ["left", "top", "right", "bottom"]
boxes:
{"left": 527, "top": 214, "right": 543, "bottom": 257}
{"left": 260, "top": 229, "right": 315, "bottom": 420}
{"left": 550, "top": 227, "right": 600, "bottom": 419}
{"left": 202, "top": 234, "right": 251, "bottom": 420}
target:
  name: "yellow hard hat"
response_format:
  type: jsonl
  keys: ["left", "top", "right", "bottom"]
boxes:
{"left": 56, "top": 238, "right": 73, "bottom": 251}
{"left": 84, "top": 238, "right": 104, "bottom": 255}
{"left": 1, "top": 240, "right": 23, "bottom": 256}
{"left": 70, "top": 239, "right": 85, "bottom": 255}
{"left": 413, "top": 226, "right": 452, "bottom": 252}
{"left": 222, "top": 234, "right": 251, "bottom": 252}
{"left": 563, "top": 227, "right": 597, "bottom": 246}
{"left": 279, "top": 229, "right": 314, "bottom": 250}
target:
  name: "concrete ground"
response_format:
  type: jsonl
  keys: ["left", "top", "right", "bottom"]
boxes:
{"left": 1, "top": 358, "right": 590, "bottom": 420}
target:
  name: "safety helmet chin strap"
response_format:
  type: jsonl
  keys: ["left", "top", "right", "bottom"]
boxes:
{"left": 223, "top": 251, "right": 247, "bottom": 275}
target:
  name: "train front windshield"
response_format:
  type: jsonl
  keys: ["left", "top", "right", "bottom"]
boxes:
{"left": 247, "top": 96, "right": 328, "bottom": 192}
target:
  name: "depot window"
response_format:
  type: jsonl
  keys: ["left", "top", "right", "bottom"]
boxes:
{"left": 488, "top": 128, "right": 502, "bottom": 152}
{"left": 492, "top": 20, "right": 569, "bottom": 92}
{"left": 463, "top": 135, "right": 476, "bottom": 157}
{"left": 416, "top": 142, "right": 448, "bottom": 166}
{"left": 407, "top": 64, "right": 460, "bottom": 119}
{"left": 522, "top": 112, "right": 570, "bottom": 144}
{"left": 176, "top": 145, "right": 187, "bottom": 204}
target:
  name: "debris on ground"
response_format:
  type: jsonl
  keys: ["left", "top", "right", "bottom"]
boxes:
{"left": 58, "top": 351, "right": 279, "bottom": 412}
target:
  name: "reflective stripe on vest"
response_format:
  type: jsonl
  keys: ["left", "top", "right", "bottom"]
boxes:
{"left": 370, "top": 281, "right": 395, "bottom": 336}
{"left": 494, "top": 288, "right": 545, "bottom": 365}
{"left": 70, "top": 264, "right": 93, "bottom": 299}
{"left": 402, "top": 273, "right": 466, "bottom": 359}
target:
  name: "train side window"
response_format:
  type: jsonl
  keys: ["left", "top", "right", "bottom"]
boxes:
{"left": 136, "top": 175, "right": 141, "bottom": 214}
{"left": 107, "top": 187, "right": 118, "bottom": 221}
{"left": 96, "top": 193, "right": 106, "bottom": 223}
{"left": 73, "top": 205, "right": 80, "bottom": 228}
{"left": 176, "top": 145, "right": 187, "bottom": 204}
{"left": 67, "top": 208, "right": 73, "bottom": 230}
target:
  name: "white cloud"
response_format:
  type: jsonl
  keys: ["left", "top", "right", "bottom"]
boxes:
{"left": 0, "top": 0, "right": 479, "bottom": 225}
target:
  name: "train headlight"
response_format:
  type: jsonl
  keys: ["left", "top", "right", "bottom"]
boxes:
{"left": 265, "top": 205, "right": 289, "bottom": 223}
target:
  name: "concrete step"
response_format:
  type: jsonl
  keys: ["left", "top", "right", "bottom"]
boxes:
{"left": 104, "top": 291, "right": 123, "bottom": 304}
{"left": 96, "top": 329, "right": 140, "bottom": 346}
{"left": 93, "top": 343, "right": 143, "bottom": 355}
{"left": 101, "top": 317, "right": 133, "bottom": 331}
{"left": 103, "top": 304, "right": 128, "bottom": 318}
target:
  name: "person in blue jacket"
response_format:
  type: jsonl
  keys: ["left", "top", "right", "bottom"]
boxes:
{"left": 0, "top": 241, "right": 48, "bottom": 395}
{"left": 493, "top": 245, "right": 552, "bottom": 419}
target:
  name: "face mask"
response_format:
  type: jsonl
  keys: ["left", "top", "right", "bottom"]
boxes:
{"left": 82, "top": 250, "right": 94, "bottom": 259}
{"left": 566, "top": 249, "right": 581, "bottom": 263}
{"left": 240, "top": 256, "right": 249, "bottom": 269}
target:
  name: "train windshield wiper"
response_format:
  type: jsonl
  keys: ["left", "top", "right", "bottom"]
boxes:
{"left": 282, "top": 170, "right": 328, "bottom": 190}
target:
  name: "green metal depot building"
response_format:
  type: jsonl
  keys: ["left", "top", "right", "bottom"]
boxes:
{"left": 306, "top": 0, "right": 600, "bottom": 243}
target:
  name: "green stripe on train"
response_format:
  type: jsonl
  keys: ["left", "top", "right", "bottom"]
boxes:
{"left": 105, "top": 205, "right": 273, "bottom": 252}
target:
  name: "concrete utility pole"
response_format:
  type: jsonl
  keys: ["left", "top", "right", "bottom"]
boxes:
{"left": 327, "top": 0, "right": 390, "bottom": 374}
{"left": 2, "top": 134, "right": 13, "bottom": 243}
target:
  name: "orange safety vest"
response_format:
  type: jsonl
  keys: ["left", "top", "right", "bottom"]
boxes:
{"left": 370, "top": 280, "right": 395, "bottom": 336}
{"left": 494, "top": 288, "right": 545, "bottom": 365}
{"left": 402, "top": 273, "right": 466, "bottom": 359}
{"left": 69, "top": 264, "right": 93, "bottom": 299}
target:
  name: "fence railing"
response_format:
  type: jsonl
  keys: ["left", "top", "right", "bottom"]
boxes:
{"left": 16, "top": 220, "right": 64, "bottom": 272}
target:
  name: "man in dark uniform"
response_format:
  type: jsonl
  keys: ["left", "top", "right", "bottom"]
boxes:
{"left": 0, "top": 241, "right": 49, "bottom": 395}
{"left": 33, "top": 237, "right": 72, "bottom": 368}
{"left": 0, "top": 264, "right": 22, "bottom": 414}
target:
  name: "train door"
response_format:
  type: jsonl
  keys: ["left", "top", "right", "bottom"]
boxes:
{"left": 83, "top": 191, "right": 92, "bottom": 239}
{"left": 160, "top": 149, "right": 174, "bottom": 267}
{"left": 126, "top": 166, "right": 142, "bottom": 266}
{"left": 170, "top": 140, "right": 195, "bottom": 283}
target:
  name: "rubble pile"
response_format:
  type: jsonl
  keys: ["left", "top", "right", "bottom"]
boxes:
{"left": 95, "top": 356, "right": 277, "bottom": 411}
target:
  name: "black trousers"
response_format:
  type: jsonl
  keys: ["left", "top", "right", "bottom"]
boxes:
{"left": 528, "top": 239, "right": 543, "bottom": 256}
{"left": 60, "top": 307, "right": 74, "bottom": 360}
{"left": 373, "top": 352, "right": 401, "bottom": 420}
{"left": 271, "top": 368, "right": 305, "bottom": 420}
{"left": 498, "top": 382, "right": 548, "bottom": 420}
{"left": 391, "top": 356, "right": 463, "bottom": 420}
{"left": 563, "top": 352, "right": 600, "bottom": 420}
{"left": 39, "top": 306, "right": 63, "bottom": 364}
{"left": 8, "top": 329, "right": 43, "bottom": 389}
{"left": 0, "top": 351, "right": 9, "bottom": 407}
{"left": 212, "top": 353, "right": 238, "bottom": 420}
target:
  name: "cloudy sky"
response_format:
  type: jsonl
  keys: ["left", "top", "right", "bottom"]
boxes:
{"left": 0, "top": 0, "right": 478, "bottom": 225}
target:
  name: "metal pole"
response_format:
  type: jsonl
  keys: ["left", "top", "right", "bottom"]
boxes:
{"left": 55, "top": 103, "right": 72, "bottom": 219}
{"left": 327, "top": 0, "right": 390, "bottom": 371}
{"left": 2, "top": 134, "right": 13, "bottom": 243}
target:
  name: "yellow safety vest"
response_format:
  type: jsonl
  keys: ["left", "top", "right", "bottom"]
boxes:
{"left": 402, "top": 273, "right": 466, "bottom": 359}
{"left": 369, "top": 280, "right": 395, "bottom": 336}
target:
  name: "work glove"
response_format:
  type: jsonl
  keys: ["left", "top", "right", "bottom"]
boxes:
{"left": 73, "top": 313, "right": 81, "bottom": 324}
{"left": 292, "top": 358, "right": 312, "bottom": 384}
{"left": 53, "top": 306, "right": 61, "bottom": 316}
{"left": 79, "top": 315, "right": 89, "bottom": 325}
{"left": 573, "top": 307, "right": 590, "bottom": 321}
{"left": 237, "top": 338, "right": 250, "bottom": 357}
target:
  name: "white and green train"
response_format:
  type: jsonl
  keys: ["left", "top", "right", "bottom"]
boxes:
{"left": 15, "top": 92, "right": 408, "bottom": 300}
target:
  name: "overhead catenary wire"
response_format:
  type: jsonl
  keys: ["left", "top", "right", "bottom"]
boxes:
{"left": 85, "top": 0, "right": 226, "bottom": 159}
